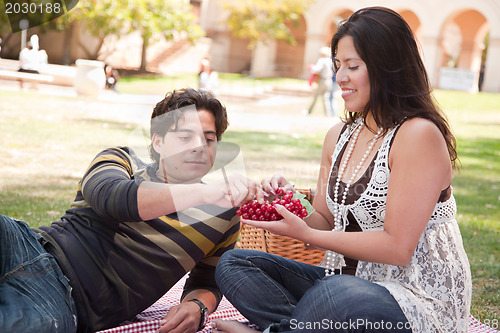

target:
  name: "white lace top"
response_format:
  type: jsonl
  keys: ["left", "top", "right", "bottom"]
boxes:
{"left": 323, "top": 122, "right": 472, "bottom": 332}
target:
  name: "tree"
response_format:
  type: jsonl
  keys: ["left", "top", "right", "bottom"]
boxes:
{"left": 54, "top": 0, "right": 203, "bottom": 69}
{"left": 221, "top": 0, "right": 314, "bottom": 49}
{"left": 0, "top": 0, "right": 79, "bottom": 59}
{"left": 0, "top": 1, "right": 12, "bottom": 56}
{"left": 44, "top": 0, "right": 131, "bottom": 64}
{"left": 126, "top": 0, "right": 203, "bottom": 71}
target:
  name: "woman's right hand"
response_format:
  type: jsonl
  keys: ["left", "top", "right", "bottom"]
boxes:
{"left": 261, "top": 174, "right": 295, "bottom": 196}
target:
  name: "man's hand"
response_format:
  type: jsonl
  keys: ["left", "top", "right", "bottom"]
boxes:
{"left": 208, "top": 174, "right": 264, "bottom": 207}
{"left": 157, "top": 301, "right": 201, "bottom": 333}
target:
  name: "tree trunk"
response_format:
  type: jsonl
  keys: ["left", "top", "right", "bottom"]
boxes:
{"left": 77, "top": 37, "right": 104, "bottom": 60}
{"left": 140, "top": 36, "right": 149, "bottom": 72}
{"left": 61, "top": 22, "right": 74, "bottom": 65}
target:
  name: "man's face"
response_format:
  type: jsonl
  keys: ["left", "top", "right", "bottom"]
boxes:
{"left": 153, "top": 108, "right": 217, "bottom": 184}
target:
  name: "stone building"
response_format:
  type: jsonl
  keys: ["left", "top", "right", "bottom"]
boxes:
{"left": 1, "top": 0, "right": 498, "bottom": 92}
{"left": 200, "top": 0, "right": 500, "bottom": 93}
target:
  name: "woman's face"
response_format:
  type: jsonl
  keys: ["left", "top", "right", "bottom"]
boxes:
{"left": 334, "top": 36, "right": 371, "bottom": 113}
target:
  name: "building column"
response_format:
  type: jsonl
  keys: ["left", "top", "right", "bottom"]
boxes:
{"left": 250, "top": 40, "right": 277, "bottom": 78}
{"left": 482, "top": 37, "right": 500, "bottom": 93}
{"left": 209, "top": 31, "right": 232, "bottom": 73}
{"left": 458, "top": 41, "right": 482, "bottom": 71}
{"left": 420, "top": 35, "right": 443, "bottom": 88}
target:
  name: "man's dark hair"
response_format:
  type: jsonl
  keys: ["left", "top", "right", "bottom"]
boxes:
{"left": 149, "top": 88, "right": 229, "bottom": 164}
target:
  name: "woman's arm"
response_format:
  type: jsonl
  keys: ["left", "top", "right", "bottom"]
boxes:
{"left": 261, "top": 123, "right": 344, "bottom": 231}
{"left": 305, "top": 123, "right": 344, "bottom": 230}
{"left": 245, "top": 118, "right": 452, "bottom": 266}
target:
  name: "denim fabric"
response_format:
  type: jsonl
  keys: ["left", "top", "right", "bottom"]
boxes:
{"left": 0, "top": 215, "right": 77, "bottom": 332}
{"left": 216, "top": 249, "right": 411, "bottom": 332}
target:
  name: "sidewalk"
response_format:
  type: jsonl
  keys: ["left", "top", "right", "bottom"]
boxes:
{"left": 0, "top": 78, "right": 339, "bottom": 135}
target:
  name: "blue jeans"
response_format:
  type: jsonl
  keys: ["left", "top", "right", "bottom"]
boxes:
{"left": 215, "top": 249, "right": 412, "bottom": 332}
{"left": 0, "top": 215, "right": 77, "bottom": 332}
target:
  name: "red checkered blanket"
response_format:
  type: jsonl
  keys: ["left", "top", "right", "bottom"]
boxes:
{"left": 97, "top": 275, "right": 497, "bottom": 333}
{"left": 97, "top": 275, "right": 256, "bottom": 333}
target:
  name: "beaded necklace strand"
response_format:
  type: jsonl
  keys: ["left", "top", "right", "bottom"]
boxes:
{"left": 325, "top": 120, "right": 383, "bottom": 276}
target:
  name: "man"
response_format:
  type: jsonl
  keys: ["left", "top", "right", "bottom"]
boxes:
{"left": 303, "top": 46, "right": 334, "bottom": 116}
{"left": 0, "top": 88, "right": 262, "bottom": 332}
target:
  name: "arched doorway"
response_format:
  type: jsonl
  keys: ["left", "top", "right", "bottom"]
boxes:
{"left": 399, "top": 9, "right": 422, "bottom": 40}
{"left": 439, "top": 9, "right": 488, "bottom": 91}
{"left": 326, "top": 9, "right": 353, "bottom": 45}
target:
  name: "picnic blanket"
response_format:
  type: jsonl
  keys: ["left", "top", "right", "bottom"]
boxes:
{"left": 96, "top": 275, "right": 257, "bottom": 333}
{"left": 97, "top": 275, "right": 497, "bottom": 333}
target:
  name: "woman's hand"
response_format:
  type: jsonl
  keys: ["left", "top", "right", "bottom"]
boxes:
{"left": 261, "top": 174, "right": 295, "bottom": 196}
{"left": 242, "top": 204, "right": 310, "bottom": 241}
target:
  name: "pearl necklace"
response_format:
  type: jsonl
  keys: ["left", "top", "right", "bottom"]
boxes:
{"left": 325, "top": 120, "right": 383, "bottom": 276}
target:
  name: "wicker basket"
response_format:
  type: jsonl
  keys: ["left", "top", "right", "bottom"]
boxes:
{"left": 236, "top": 188, "right": 326, "bottom": 266}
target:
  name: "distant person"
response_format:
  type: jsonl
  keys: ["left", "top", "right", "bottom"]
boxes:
{"left": 303, "top": 47, "right": 333, "bottom": 116}
{"left": 18, "top": 34, "right": 48, "bottom": 88}
{"left": 478, "top": 63, "right": 485, "bottom": 92}
{"left": 104, "top": 64, "right": 120, "bottom": 92}
{"left": 18, "top": 34, "right": 47, "bottom": 74}
{"left": 329, "top": 72, "right": 340, "bottom": 116}
{"left": 198, "top": 57, "right": 219, "bottom": 96}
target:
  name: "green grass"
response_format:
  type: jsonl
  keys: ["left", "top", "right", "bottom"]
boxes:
{"left": 433, "top": 90, "right": 500, "bottom": 322}
{"left": 117, "top": 72, "right": 307, "bottom": 95}
{"left": 0, "top": 86, "right": 498, "bottom": 323}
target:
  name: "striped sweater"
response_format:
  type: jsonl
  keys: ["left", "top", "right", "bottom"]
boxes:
{"left": 38, "top": 147, "right": 240, "bottom": 332}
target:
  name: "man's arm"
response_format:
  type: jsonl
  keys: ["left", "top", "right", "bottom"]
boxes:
{"left": 80, "top": 147, "right": 262, "bottom": 222}
{"left": 137, "top": 173, "right": 262, "bottom": 221}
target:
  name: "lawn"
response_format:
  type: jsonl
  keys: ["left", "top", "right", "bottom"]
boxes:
{"left": 118, "top": 72, "right": 308, "bottom": 96}
{"left": 0, "top": 84, "right": 498, "bottom": 324}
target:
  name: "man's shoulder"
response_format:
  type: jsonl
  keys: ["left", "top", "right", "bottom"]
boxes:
{"left": 98, "top": 146, "right": 146, "bottom": 164}
{"left": 93, "top": 146, "right": 152, "bottom": 176}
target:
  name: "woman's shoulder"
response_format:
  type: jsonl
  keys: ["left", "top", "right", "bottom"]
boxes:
{"left": 395, "top": 117, "right": 444, "bottom": 143}
{"left": 390, "top": 117, "right": 451, "bottom": 170}
{"left": 321, "top": 121, "right": 347, "bottom": 157}
{"left": 325, "top": 120, "right": 347, "bottom": 144}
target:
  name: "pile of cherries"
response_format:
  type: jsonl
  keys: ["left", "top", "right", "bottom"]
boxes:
{"left": 236, "top": 188, "right": 308, "bottom": 221}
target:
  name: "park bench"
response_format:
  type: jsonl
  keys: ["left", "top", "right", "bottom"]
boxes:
{"left": 0, "top": 69, "right": 54, "bottom": 85}
{"left": 0, "top": 58, "right": 76, "bottom": 87}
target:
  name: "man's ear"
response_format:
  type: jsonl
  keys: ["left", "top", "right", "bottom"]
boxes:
{"left": 151, "top": 133, "right": 163, "bottom": 154}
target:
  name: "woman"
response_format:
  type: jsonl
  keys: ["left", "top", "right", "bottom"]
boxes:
{"left": 214, "top": 7, "right": 471, "bottom": 333}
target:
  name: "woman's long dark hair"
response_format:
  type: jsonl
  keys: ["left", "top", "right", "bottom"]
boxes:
{"left": 331, "top": 7, "right": 458, "bottom": 168}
